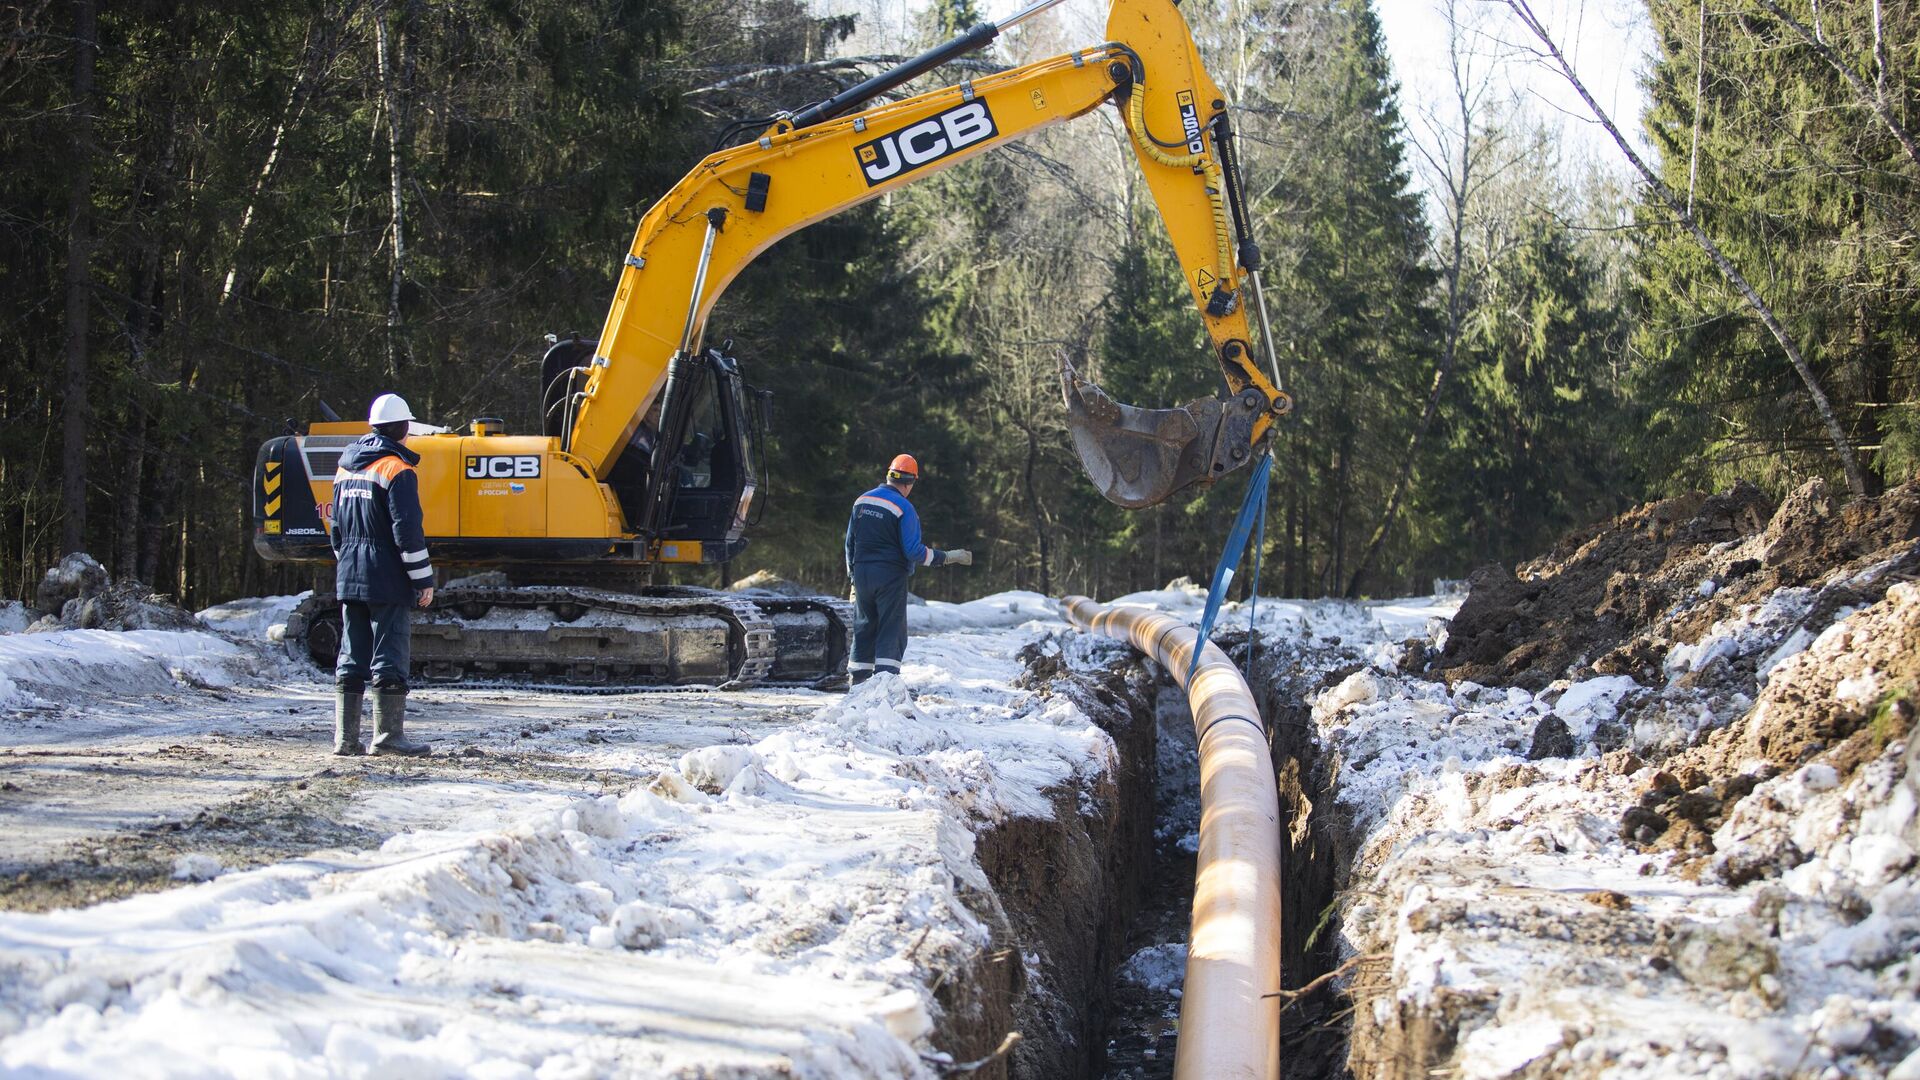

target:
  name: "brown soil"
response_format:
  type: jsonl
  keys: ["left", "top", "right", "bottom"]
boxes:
{"left": 1295, "top": 481, "right": 1920, "bottom": 1077}
{"left": 1230, "top": 630, "right": 1384, "bottom": 1080}
{"left": 0, "top": 774, "right": 382, "bottom": 912}
{"left": 1644, "top": 581, "right": 1920, "bottom": 883}
{"left": 1430, "top": 479, "right": 1920, "bottom": 690}
{"left": 1730, "top": 582, "right": 1920, "bottom": 773}
{"left": 963, "top": 644, "right": 1160, "bottom": 1080}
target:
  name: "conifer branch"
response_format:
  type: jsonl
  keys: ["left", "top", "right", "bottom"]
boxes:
{"left": 1497, "top": 0, "right": 1871, "bottom": 498}
{"left": 1751, "top": 0, "right": 1920, "bottom": 179}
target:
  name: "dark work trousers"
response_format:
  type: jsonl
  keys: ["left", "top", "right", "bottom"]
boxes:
{"left": 850, "top": 565, "right": 910, "bottom": 677}
{"left": 336, "top": 600, "right": 411, "bottom": 692}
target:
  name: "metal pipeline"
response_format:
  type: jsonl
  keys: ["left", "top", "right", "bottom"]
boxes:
{"left": 1062, "top": 595, "right": 1281, "bottom": 1080}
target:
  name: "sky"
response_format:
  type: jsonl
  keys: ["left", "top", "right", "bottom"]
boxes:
{"left": 1374, "top": 0, "right": 1656, "bottom": 178}
{"left": 845, "top": 0, "right": 1658, "bottom": 195}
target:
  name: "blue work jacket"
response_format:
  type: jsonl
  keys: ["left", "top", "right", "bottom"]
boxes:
{"left": 331, "top": 434, "right": 435, "bottom": 604}
{"left": 845, "top": 484, "right": 946, "bottom": 577}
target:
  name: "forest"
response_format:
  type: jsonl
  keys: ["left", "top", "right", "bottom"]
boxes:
{"left": 1, "top": 0, "right": 1915, "bottom": 608}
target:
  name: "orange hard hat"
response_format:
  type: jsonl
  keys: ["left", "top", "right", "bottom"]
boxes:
{"left": 887, "top": 453, "right": 919, "bottom": 479}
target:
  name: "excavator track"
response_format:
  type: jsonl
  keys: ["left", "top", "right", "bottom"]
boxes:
{"left": 284, "top": 586, "right": 852, "bottom": 689}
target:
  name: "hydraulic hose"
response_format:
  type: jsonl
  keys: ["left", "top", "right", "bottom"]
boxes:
{"left": 1062, "top": 595, "right": 1281, "bottom": 1080}
{"left": 1124, "top": 84, "right": 1235, "bottom": 306}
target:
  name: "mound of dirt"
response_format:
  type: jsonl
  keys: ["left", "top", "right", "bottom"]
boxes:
{"left": 1628, "top": 580, "right": 1920, "bottom": 884}
{"left": 27, "top": 552, "right": 203, "bottom": 632}
{"left": 1430, "top": 479, "right": 1920, "bottom": 689}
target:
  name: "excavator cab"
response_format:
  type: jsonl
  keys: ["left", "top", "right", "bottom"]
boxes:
{"left": 654, "top": 346, "right": 762, "bottom": 548}
{"left": 545, "top": 336, "right": 765, "bottom": 556}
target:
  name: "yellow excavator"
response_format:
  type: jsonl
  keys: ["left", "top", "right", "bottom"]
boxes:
{"left": 252, "top": 0, "right": 1291, "bottom": 686}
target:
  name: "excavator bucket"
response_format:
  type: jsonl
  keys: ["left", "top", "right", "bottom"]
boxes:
{"left": 1061, "top": 357, "right": 1264, "bottom": 509}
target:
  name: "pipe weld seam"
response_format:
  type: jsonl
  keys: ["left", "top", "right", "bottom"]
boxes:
{"left": 1148, "top": 621, "right": 1185, "bottom": 662}
{"left": 1198, "top": 712, "right": 1265, "bottom": 739}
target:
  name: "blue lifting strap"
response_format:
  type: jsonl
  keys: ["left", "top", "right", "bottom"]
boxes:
{"left": 1187, "top": 450, "right": 1273, "bottom": 687}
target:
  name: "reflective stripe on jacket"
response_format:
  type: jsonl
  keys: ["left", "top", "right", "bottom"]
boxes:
{"left": 845, "top": 484, "right": 944, "bottom": 576}
{"left": 331, "top": 433, "right": 433, "bottom": 604}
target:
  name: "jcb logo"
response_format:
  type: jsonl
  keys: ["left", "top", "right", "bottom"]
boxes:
{"left": 855, "top": 101, "right": 998, "bottom": 187}
{"left": 466, "top": 455, "right": 541, "bottom": 479}
{"left": 1176, "top": 90, "right": 1204, "bottom": 155}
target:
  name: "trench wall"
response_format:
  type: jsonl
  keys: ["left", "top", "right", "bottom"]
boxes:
{"left": 933, "top": 650, "right": 1160, "bottom": 1079}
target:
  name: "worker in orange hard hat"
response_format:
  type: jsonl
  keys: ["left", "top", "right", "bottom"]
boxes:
{"left": 843, "top": 453, "right": 972, "bottom": 686}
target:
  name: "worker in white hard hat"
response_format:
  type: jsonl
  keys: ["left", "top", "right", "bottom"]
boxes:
{"left": 328, "top": 393, "right": 434, "bottom": 756}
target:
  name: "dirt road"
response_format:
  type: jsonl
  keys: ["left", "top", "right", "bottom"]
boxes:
{"left": 2, "top": 677, "right": 833, "bottom": 911}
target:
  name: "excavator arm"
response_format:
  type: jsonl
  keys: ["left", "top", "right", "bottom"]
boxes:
{"left": 560, "top": 0, "right": 1289, "bottom": 515}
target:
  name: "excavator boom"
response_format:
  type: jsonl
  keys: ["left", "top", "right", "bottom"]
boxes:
{"left": 560, "top": 0, "right": 1289, "bottom": 509}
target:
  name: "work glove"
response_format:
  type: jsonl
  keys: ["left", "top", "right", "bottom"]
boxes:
{"left": 943, "top": 549, "right": 973, "bottom": 566}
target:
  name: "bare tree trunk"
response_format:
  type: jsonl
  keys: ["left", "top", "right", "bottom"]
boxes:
{"left": 60, "top": 0, "right": 97, "bottom": 556}
{"left": 1021, "top": 421, "right": 1051, "bottom": 596}
{"left": 1329, "top": 415, "right": 1351, "bottom": 595}
{"left": 1753, "top": 0, "right": 1920, "bottom": 177}
{"left": 375, "top": 2, "right": 411, "bottom": 374}
{"left": 116, "top": 97, "right": 181, "bottom": 583}
{"left": 1152, "top": 507, "right": 1162, "bottom": 589}
{"left": 1501, "top": 0, "right": 1871, "bottom": 499}
{"left": 1686, "top": 0, "right": 1707, "bottom": 216}
{"left": 220, "top": 17, "right": 323, "bottom": 306}
{"left": 1283, "top": 466, "right": 1299, "bottom": 596}
{"left": 114, "top": 411, "right": 146, "bottom": 577}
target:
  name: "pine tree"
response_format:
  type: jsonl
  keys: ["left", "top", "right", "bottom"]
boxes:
{"left": 1635, "top": 0, "right": 1920, "bottom": 493}
{"left": 1256, "top": 0, "right": 1438, "bottom": 594}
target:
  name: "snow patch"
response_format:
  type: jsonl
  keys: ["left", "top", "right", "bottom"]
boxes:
{"left": 1118, "top": 943, "right": 1186, "bottom": 993}
{"left": 1553, "top": 675, "right": 1639, "bottom": 742}
{"left": 907, "top": 590, "right": 1058, "bottom": 633}
{"left": 169, "top": 853, "right": 224, "bottom": 881}
{"left": 196, "top": 592, "right": 306, "bottom": 642}
{"left": 0, "top": 601, "right": 30, "bottom": 634}
{"left": 0, "top": 595, "right": 1119, "bottom": 1076}
{"left": 0, "top": 628, "right": 257, "bottom": 712}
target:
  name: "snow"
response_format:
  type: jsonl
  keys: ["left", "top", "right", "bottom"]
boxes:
{"left": 1553, "top": 675, "right": 1640, "bottom": 742}
{"left": 8, "top": 564, "right": 1909, "bottom": 1077}
{"left": 0, "top": 628, "right": 259, "bottom": 714}
{"left": 196, "top": 592, "right": 306, "bottom": 641}
{"left": 0, "top": 589, "right": 1119, "bottom": 1076}
{"left": 1331, "top": 584, "right": 1920, "bottom": 1078}
{"left": 1118, "top": 943, "right": 1186, "bottom": 992}
{"left": 1102, "top": 578, "right": 1459, "bottom": 653}
{"left": 169, "top": 853, "right": 224, "bottom": 881}
{"left": 1664, "top": 586, "right": 1816, "bottom": 684}
{"left": 905, "top": 590, "right": 1057, "bottom": 633}
{"left": 0, "top": 601, "right": 30, "bottom": 634}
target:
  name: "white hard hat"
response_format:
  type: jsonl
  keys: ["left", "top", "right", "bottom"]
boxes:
{"left": 368, "top": 393, "right": 415, "bottom": 425}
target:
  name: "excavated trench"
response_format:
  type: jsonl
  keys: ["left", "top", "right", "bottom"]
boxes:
{"left": 1241, "top": 635, "right": 1365, "bottom": 1080}
{"left": 958, "top": 630, "right": 1357, "bottom": 1080}
{"left": 973, "top": 481, "right": 1920, "bottom": 1080}
{"left": 1089, "top": 636, "right": 1359, "bottom": 1080}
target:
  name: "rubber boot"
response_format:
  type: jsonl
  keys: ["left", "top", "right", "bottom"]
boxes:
{"left": 850, "top": 669, "right": 873, "bottom": 687}
{"left": 370, "top": 689, "right": 432, "bottom": 757}
{"left": 333, "top": 688, "right": 365, "bottom": 756}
